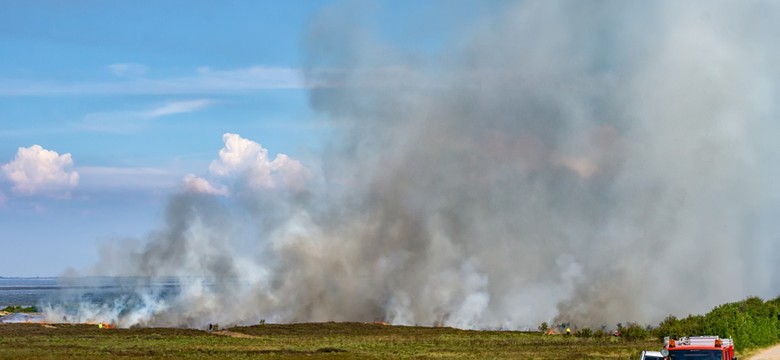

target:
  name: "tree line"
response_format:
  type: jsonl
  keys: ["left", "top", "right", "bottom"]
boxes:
{"left": 655, "top": 296, "right": 780, "bottom": 350}
{"left": 540, "top": 296, "right": 780, "bottom": 350}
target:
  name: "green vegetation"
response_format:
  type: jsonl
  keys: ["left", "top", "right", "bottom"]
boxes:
{"left": 537, "top": 296, "right": 780, "bottom": 352}
{"left": 654, "top": 296, "right": 780, "bottom": 350}
{"left": 1, "top": 305, "right": 38, "bottom": 313}
{"left": 538, "top": 321, "right": 549, "bottom": 332}
{"left": 0, "top": 322, "right": 657, "bottom": 359}
{"left": 576, "top": 327, "right": 593, "bottom": 338}
{"left": 0, "top": 296, "right": 778, "bottom": 358}
{"left": 621, "top": 323, "right": 649, "bottom": 342}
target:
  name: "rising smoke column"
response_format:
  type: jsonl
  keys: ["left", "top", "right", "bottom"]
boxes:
{"left": 53, "top": 0, "right": 780, "bottom": 329}
{"left": 295, "top": 0, "right": 780, "bottom": 328}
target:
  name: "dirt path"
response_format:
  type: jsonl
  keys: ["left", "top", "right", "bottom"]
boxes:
{"left": 747, "top": 344, "right": 780, "bottom": 360}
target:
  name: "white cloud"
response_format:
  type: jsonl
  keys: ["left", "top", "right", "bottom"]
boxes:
{"left": 0, "top": 64, "right": 437, "bottom": 97}
{"left": 76, "top": 99, "right": 214, "bottom": 133}
{"left": 182, "top": 174, "right": 229, "bottom": 196}
{"left": 107, "top": 63, "right": 149, "bottom": 78}
{"left": 208, "top": 133, "right": 309, "bottom": 190}
{"left": 146, "top": 99, "right": 214, "bottom": 117}
{"left": 269, "top": 153, "right": 309, "bottom": 190}
{"left": 0, "top": 66, "right": 304, "bottom": 96}
{"left": 1, "top": 145, "right": 79, "bottom": 197}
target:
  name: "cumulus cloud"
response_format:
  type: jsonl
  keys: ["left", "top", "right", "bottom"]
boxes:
{"left": 2, "top": 145, "right": 79, "bottom": 197}
{"left": 182, "top": 174, "right": 229, "bottom": 196}
{"left": 208, "top": 133, "right": 309, "bottom": 190}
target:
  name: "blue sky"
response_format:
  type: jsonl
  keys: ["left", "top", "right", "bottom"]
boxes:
{"left": 0, "top": 0, "right": 495, "bottom": 276}
{"left": 0, "top": 1, "right": 337, "bottom": 277}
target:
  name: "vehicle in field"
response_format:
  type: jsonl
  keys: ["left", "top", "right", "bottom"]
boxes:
{"left": 661, "top": 336, "right": 736, "bottom": 360}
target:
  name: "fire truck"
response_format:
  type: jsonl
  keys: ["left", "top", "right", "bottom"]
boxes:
{"left": 661, "top": 336, "right": 736, "bottom": 360}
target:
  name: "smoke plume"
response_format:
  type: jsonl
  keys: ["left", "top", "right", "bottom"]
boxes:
{"left": 48, "top": 0, "right": 780, "bottom": 329}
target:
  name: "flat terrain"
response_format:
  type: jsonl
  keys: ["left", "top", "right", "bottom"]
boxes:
{"left": 0, "top": 322, "right": 663, "bottom": 359}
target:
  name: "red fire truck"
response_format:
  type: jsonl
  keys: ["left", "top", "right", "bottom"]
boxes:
{"left": 661, "top": 336, "right": 736, "bottom": 360}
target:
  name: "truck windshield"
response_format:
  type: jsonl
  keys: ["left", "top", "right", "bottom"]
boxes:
{"left": 669, "top": 350, "right": 723, "bottom": 359}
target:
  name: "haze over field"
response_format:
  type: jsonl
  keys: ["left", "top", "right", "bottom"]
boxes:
{"left": 2, "top": 1, "right": 779, "bottom": 329}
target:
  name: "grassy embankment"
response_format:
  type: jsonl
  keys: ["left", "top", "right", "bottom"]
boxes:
{"left": 0, "top": 322, "right": 658, "bottom": 359}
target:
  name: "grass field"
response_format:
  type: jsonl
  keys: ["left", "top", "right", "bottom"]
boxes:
{"left": 0, "top": 322, "right": 664, "bottom": 359}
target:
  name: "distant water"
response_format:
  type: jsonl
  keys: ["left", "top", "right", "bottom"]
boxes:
{"left": 0, "top": 277, "right": 58, "bottom": 307}
{"left": 0, "top": 277, "right": 181, "bottom": 307}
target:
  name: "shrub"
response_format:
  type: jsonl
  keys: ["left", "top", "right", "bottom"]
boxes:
{"left": 622, "top": 323, "right": 648, "bottom": 342}
{"left": 576, "top": 327, "right": 593, "bottom": 338}
{"left": 593, "top": 328, "right": 609, "bottom": 339}
{"left": 538, "top": 322, "right": 549, "bottom": 333}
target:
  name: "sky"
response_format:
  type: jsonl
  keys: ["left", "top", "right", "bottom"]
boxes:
{"left": 0, "top": 2, "right": 360, "bottom": 275}
{"left": 3, "top": 1, "right": 780, "bottom": 328}
{"left": 0, "top": 2, "right": 310, "bottom": 276}
{"left": 0, "top": 0, "right": 499, "bottom": 277}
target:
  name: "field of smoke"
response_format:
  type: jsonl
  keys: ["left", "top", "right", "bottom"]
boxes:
{"left": 49, "top": 0, "right": 780, "bottom": 329}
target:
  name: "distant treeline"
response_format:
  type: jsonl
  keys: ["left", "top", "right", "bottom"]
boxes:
{"left": 1, "top": 305, "right": 38, "bottom": 313}
{"left": 542, "top": 296, "right": 780, "bottom": 350}
{"left": 655, "top": 296, "right": 780, "bottom": 350}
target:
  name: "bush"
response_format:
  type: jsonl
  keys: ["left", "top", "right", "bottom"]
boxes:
{"left": 593, "top": 328, "right": 609, "bottom": 339}
{"left": 538, "top": 322, "right": 549, "bottom": 333}
{"left": 576, "top": 327, "right": 593, "bottom": 338}
{"left": 622, "top": 323, "right": 648, "bottom": 342}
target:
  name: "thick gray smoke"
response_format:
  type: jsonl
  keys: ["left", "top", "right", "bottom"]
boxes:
{"left": 47, "top": 1, "right": 780, "bottom": 329}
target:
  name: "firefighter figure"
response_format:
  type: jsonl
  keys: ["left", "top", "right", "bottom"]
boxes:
{"left": 565, "top": 327, "right": 571, "bottom": 336}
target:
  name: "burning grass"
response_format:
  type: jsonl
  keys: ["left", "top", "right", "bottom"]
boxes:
{"left": 0, "top": 322, "right": 663, "bottom": 359}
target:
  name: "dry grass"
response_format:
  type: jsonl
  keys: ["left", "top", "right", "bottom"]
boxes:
{"left": 0, "top": 322, "right": 660, "bottom": 359}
